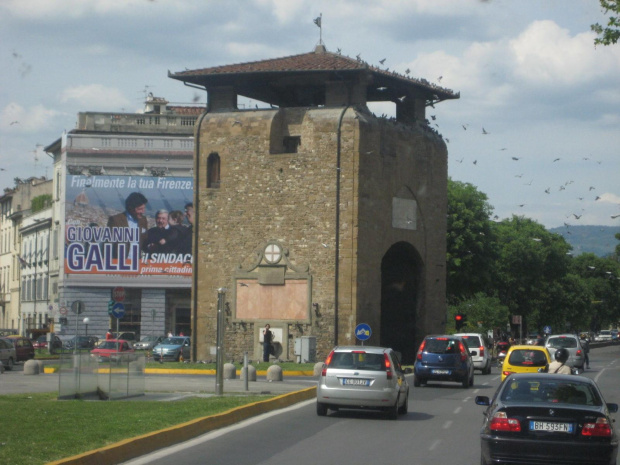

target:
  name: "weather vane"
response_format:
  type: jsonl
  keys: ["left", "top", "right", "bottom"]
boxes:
{"left": 314, "top": 13, "right": 323, "bottom": 45}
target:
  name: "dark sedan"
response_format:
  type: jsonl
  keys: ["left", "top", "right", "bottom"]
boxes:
{"left": 475, "top": 373, "right": 618, "bottom": 465}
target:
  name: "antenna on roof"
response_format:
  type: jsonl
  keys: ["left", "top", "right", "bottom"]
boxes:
{"left": 313, "top": 13, "right": 323, "bottom": 45}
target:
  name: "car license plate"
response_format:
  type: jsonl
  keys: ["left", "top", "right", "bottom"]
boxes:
{"left": 343, "top": 378, "right": 370, "bottom": 386}
{"left": 432, "top": 369, "right": 451, "bottom": 375}
{"left": 529, "top": 421, "right": 574, "bottom": 433}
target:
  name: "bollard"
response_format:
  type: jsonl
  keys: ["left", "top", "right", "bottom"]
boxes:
{"left": 313, "top": 362, "right": 325, "bottom": 377}
{"left": 266, "top": 364, "right": 283, "bottom": 382}
{"left": 223, "top": 363, "right": 237, "bottom": 379}
{"left": 23, "top": 359, "right": 40, "bottom": 375}
{"left": 241, "top": 364, "right": 257, "bottom": 382}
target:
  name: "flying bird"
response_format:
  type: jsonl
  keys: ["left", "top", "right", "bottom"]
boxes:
{"left": 462, "top": 124, "right": 468, "bottom": 130}
{"left": 511, "top": 157, "right": 520, "bottom": 161}
{"left": 455, "top": 158, "right": 463, "bottom": 163}
{"left": 611, "top": 214, "right": 620, "bottom": 219}
{"left": 379, "top": 58, "right": 386, "bottom": 65}
{"left": 595, "top": 196, "right": 601, "bottom": 201}
{"left": 321, "top": 243, "right": 329, "bottom": 248}
{"left": 239, "top": 283, "right": 249, "bottom": 287}
{"left": 553, "top": 158, "right": 560, "bottom": 162}
{"left": 473, "top": 159, "right": 477, "bottom": 165}
{"left": 544, "top": 188, "right": 550, "bottom": 194}
{"left": 405, "top": 68, "right": 410, "bottom": 75}
{"left": 437, "top": 76, "right": 443, "bottom": 82}
{"left": 589, "top": 186, "right": 595, "bottom": 191}
{"left": 482, "top": 127, "right": 489, "bottom": 135}
{"left": 573, "top": 214, "right": 582, "bottom": 219}
{"left": 377, "top": 87, "right": 387, "bottom": 91}
{"left": 398, "top": 95, "right": 406, "bottom": 102}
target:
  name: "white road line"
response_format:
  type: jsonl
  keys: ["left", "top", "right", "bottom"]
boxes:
{"left": 473, "top": 388, "right": 480, "bottom": 393}
{"left": 443, "top": 420, "right": 453, "bottom": 429}
{"left": 429, "top": 439, "right": 441, "bottom": 451}
{"left": 463, "top": 396, "right": 471, "bottom": 403}
{"left": 454, "top": 406, "right": 462, "bottom": 414}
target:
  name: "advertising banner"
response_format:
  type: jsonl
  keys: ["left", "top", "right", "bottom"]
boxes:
{"left": 64, "top": 174, "right": 193, "bottom": 278}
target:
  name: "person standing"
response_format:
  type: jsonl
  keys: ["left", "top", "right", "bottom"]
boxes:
{"left": 262, "top": 324, "right": 273, "bottom": 362}
{"left": 580, "top": 334, "right": 590, "bottom": 369}
{"left": 106, "top": 329, "right": 113, "bottom": 340}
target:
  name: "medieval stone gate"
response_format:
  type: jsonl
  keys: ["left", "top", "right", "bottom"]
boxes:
{"left": 170, "top": 44, "right": 458, "bottom": 362}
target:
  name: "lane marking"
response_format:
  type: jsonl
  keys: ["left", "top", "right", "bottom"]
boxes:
{"left": 429, "top": 439, "right": 441, "bottom": 451}
{"left": 454, "top": 406, "right": 462, "bottom": 414}
{"left": 443, "top": 420, "right": 453, "bottom": 429}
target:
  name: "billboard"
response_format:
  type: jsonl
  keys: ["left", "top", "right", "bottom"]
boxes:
{"left": 64, "top": 174, "right": 193, "bottom": 278}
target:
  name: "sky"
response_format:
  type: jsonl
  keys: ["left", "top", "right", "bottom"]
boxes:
{"left": 1, "top": 0, "right": 619, "bottom": 229}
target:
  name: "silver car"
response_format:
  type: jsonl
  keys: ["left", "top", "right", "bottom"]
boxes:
{"left": 545, "top": 334, "right": 585, "bottom": 369}
{"left": 133, "top": 335, "right": 164, "bottom": 350}
{"left": 316, "top": 346, "right": 410, "bottom": 419}
{"left": 0, "top": 337, "right": 17, "bottom": 370}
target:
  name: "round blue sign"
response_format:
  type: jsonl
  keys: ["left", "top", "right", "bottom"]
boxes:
{"left": 543, "top": 325, "right": 552, "bottom": 335}
{"left": 355, "top": 323, "right": 372, "bottom": 341}
{"left": 111, "top": 302, "right": 125, "bottom": 319}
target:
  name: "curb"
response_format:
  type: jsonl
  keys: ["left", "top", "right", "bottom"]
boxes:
{"left": 43, "top": 367, "right": 316, "bottom": 376}
{"left": 46, "top": 386, "right": 317, "bottom": 465}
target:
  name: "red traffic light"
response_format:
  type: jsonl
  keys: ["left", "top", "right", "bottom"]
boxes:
{"left": 455, "top": 314, "right": 464, "bottom": 321}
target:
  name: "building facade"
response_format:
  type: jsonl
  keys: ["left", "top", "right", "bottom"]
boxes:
{"left": 171, "top": 45, "right": 458, "bottom": 363}
{"left": 44, "top": 95, "right": 201, "bottom": 339}
{"left": 0, "top": 177, "right": 53, "bottom": 336}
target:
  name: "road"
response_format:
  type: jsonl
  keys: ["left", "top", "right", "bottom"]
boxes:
{"left": 123, "top": 345, "right": 620, "bottom": 465}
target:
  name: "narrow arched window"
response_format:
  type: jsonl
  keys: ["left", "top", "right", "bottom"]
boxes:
{"left": 207, "top": 153, "right": 220, "bottom": 188}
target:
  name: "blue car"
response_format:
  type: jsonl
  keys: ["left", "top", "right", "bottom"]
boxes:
{"left": 413, "top": 335, "right": 475, "bottom": 388}
{"left": 152, "top": 336, "right": 191, "bottom": 362}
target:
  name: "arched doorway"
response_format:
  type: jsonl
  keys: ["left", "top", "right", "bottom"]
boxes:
{"left": 380, "top": 242, "right": 423, "bottom": 363}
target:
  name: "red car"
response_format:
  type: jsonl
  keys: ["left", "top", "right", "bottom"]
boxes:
{"left": 5, "top": 336, "right": 35, "bottom": 362}
{"left": 90, "top": 339, "right": 135, "bottom": 362}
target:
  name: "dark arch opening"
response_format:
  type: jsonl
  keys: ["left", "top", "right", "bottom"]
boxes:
{"left": 380, "top": 242, "right": 423, "bottom": 363}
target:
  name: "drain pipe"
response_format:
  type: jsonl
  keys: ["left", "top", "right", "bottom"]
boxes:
{"left": 334, "top": 106, "right": 350, "bottom": 346}
{"left": 191, "top": 107, "right": 209, "bottom": 362}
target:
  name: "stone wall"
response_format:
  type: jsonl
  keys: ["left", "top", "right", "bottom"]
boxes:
{"left": 193, "top": 106, "right": 447, "bottom": 362}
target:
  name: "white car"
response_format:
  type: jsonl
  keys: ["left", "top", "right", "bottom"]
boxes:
{"left": 595, "top": 330, "right": 612, "bottom": 342}
{"left": 454, "top": 333, "right": 492, "bottom": 374}
{"left": 316, "top": 346, "right": 410, "bottom": 419}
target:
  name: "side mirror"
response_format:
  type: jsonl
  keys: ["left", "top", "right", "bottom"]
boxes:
{"left": 607, "top": 403, "right": 618, "bottom": 413}
{"left": 475, "top": 396, "right": 490, "bottom": 406}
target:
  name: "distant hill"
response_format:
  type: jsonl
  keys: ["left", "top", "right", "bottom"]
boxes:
{"left": 548, "top": 225, "right": 619, "bottom": 257}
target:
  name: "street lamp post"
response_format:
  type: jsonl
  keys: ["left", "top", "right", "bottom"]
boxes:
{"left": 83, "top": 317, "right": 90, "bottom": 337}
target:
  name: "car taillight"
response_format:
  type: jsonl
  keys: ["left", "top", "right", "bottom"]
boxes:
{"left": 459, "top": 341, "right": 467, "bottom": 362}
{"left": 502, "top": 370, "right": 513, "bottom": 377}
{"left": 582, "top": 418, "right": 612, "bottom": 437}
{"left": 576, "top": 349, "right": 582, "bottom": 356}
{"left": 490, "top": 412, "right": 521, "bottom": 432}
{"left": 384, "top": 353, "right": 393, "bottom": 380}
{"left": 479, "top": 346, "right": 485, "bottom": 357}
{"left": 416, "top": 340, "right": 426, "bottom": 360}
{"left": 321, "top": 350, "right": 334, "bottom": 377}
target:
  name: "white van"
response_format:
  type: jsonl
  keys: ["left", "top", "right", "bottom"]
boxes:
{"left": 454, "top": 333, "right": 492, "bottom": 374}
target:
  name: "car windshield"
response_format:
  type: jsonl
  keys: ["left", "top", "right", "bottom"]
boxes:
{"left": 96, "top": 341, "right": 120, "bottom": 350}
{"left": 461, "top": 336, "right": 481, "bottom": 348}
{"left": 599, "top": 330, "right": 611, "bottom": 336}
{"left": 507, "top": 349, "right": 548, "bottom": 367}
{"left": 501, "top": 379, "right": 602, "bottom": 406}
{"left": 161, "top": 337, "right": 185, "bottom": 345}
{"left": 425, "top": 338, "right": 460, "bottom": 354}
{"left": 547, "top": 337, "right": 577, "bottom": 349}
{"left": 140, "top": 336, "right": 158, "bottom": 342}
{"left": 329, "top": 352, "right": 385, "bottom": 371}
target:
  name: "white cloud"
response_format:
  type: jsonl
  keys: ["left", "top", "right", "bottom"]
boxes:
{"left": 598, "top": 193, "right": 620, "bottom": 205}
{"left": 0, "top": 103, "right": 63, "bottom": 132}
{"left": 509, "top": 20, "right": 619, "bottom": 86}
{"left": 1, "top": 0, "right": 160, "bottom": 19}
{"left": 59, "top": 85, "right": 131, "bottom": 111}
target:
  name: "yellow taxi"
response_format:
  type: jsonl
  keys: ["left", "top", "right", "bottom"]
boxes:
{"left": 500, "top": 344, "right": 551, "bottom": 381}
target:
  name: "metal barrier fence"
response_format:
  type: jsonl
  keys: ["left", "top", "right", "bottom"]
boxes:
{"left": 58, "top": 353, "right": 145, "bottom": 400}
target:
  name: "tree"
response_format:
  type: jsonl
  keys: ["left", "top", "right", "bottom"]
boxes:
{"left": 448, "top": 293, "right": 509, "bottom": 335}
{"left": 591, "top": 0, "right": 620, "bottom": 46}
{"left": 446, "top": 179, "right": 498, "bottom": 302}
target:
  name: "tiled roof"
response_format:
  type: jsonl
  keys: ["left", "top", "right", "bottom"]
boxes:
{"left": 171, "top": 46, "right": 458, "bottom": 100}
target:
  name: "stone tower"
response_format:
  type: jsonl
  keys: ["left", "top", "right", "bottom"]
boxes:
{"left": 170, "top": 45, "right": 459, "bottom": 363}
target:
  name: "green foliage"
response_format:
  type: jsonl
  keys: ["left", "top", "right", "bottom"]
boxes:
{"left": 591, "top": 0, "right": 620, "bottom": 46}
{"left": 31, "top": 194, "right": 52, "bottom": 212}
{"left": 448, "top": 293, "right": 509, "bottom": 334}
{"left": 446, "top": 178, "right": 498, "bottom": 302}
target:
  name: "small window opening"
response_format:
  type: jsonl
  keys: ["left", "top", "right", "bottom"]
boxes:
{"left": 207, "top": 153, "right": 220, "bottom": 188}
{"left": 283, "top": 136, "right": 301, "bottom": 153}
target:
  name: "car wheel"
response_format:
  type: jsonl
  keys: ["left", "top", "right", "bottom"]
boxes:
{"left": 398, "top": 391, "right": 409, "bottom": 415}
{"left": 462, "top": 375, "right": 469, "bottom": 388}
{"left": 413, "top": 375, "right": 421, "bottom": 387}
{"left": 387, "top": 396, "right": 399, "bottom": 420}
{"left": 480, "top": 454, "right": 489, "bottom": 465}
{"left": 483, "top": 361, "right": 491, "bottom": 375}
{"left": 470, "top": 373, "right": 475, "bottom": 387}
{"left": 316, "top": 402, "right": 328, "bottom": 416}
{"left": 175, "top": 352, "right": 181, "bottom": 362}
{"left": 6, "top": 357, "right": 14, "bottom": 371}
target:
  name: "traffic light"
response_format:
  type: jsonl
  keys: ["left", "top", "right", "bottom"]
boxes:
{"left": 108, "top": 300, "right": 115, "bottom": 315}
{"left": 455, "top": 313, "right": 467, "bottom": 330}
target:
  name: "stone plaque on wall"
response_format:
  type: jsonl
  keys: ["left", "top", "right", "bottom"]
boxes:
{"left": 236, "top": 279, "right": 308, "bottom": 321}
{"left": 392, "top": 197, "right": 417, "bottom": 230}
